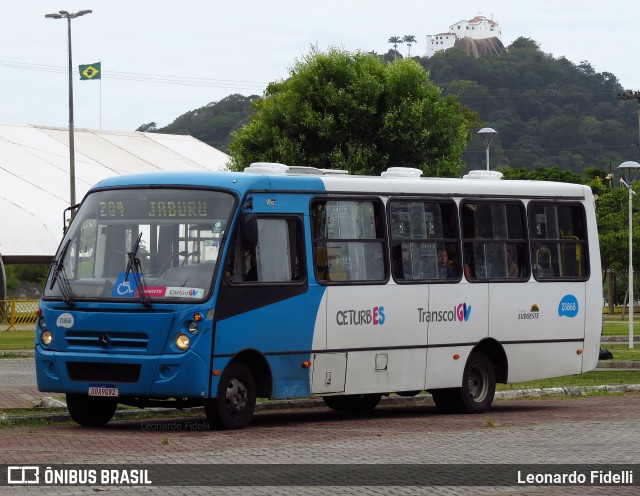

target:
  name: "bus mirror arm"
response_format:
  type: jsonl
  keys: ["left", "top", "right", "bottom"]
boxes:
{"left": 241, "top": 197, "right": 253, "bottom": 210}
{"left": 241, "top": 212, "right": 258, "bottom": 248}
{"left": 62, "top": 203, "right": 80, "bottom": 234}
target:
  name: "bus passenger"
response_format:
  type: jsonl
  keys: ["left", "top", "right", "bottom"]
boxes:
{"left": 507, "top": 248, "right": 518, "bottom": 278}
{"left": 438, "top": 249, "right": 454, "bottom": 278}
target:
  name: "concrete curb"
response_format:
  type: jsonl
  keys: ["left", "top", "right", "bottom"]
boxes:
{"left": 495, "top": 384, "right": 640, "bottom": 399}
{"left": 0, "top": 350, "right": 34, "bottom": 357}
{"left": 596, "top": 360, "right": 640, "bottom": 369}
{"left": 601, "top": 336, "right": 640, "bottom": 343}
{"left": 3, "top": 385, "right": 640, "bottom": 427}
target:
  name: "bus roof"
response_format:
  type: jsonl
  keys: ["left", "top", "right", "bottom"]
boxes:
{"left": 91, "top": 165, "right": 590, "bottom": 200}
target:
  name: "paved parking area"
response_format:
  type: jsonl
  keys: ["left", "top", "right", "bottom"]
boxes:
{"left": 0, "top": 358, "right": 42, "bottom": 409}
{"left": 1, "top": 394, "right": 640, "bottom": 495}
{"left": 2, "top": 357, "right": 639, "bottom": 495}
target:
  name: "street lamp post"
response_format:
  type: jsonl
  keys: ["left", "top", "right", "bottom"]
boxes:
{"left": 618, "top": 160, "right": 640, "bottom": 349}
{"left": 477, "top": 127, "right": 497, "bottom": 171}
{"left": 45, "top": 9, "right": 92, "bottom": 208}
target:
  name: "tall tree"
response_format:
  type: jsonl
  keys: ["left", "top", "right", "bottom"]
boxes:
{"left": 499, "top": 166, "right": 583, "bottom": 183}
{"left": 593, "top": 180, "right": 640, "bottom": 305}
{"left": 388, "top": 36, "right": 402, "bottom": 59}
{"left": 228, "top": 47, "right": 480, "bottom": 177}
{"left": 403, "top": 35, "right": 417, "bottom": 57}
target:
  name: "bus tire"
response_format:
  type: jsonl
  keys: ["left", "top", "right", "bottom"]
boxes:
{"left": 461, "top": 351, "right": 495, "bottom": 413}
{"left": 322, "top": 393, "right": 382, "bottom": 412}
{"left": 205, "top": 362, "right": 256, "bottom": 430}
{"left": 66, "top": 393, "right": 117, "bottom": 427}
{"left": 431, "top": 352, "right": 496, "bottom": 414}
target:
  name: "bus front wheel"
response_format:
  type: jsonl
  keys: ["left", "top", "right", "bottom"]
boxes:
{"left": 66, "top": 393, "right": 117, "bottom": 427}
{"left": 205, "top": 362, "right": 256, "bottom": 430}
{"left": 431, "top": 352, "right": 496, "bottom": 414}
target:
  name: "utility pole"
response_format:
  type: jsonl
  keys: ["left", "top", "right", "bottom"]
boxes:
{"left": 45, "top": 9, "right": 93, "bottom": 208}
{"left": 617, "top": 92, "right": 640, "bottom": 348}
{"left": 617, "top": 90, "right": 640, "bottom": 148}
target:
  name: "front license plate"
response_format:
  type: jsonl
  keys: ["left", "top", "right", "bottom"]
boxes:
{"left": 88, "top": 384, "right": 119, "bottom": 397}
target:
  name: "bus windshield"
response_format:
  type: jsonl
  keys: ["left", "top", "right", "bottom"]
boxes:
{"left": 43, "top": 187, "right": 236, "bottom": 304}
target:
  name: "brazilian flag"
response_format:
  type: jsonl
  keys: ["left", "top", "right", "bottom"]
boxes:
{"left": 79, "top": 62, "right": 101, "bottom": 80}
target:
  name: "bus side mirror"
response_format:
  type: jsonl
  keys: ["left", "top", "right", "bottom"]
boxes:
{"left": 62, "top": 203, "right": 80, "bottom": 234}
{"left": 241, "top": 212, "right": 258, "bottom": 248}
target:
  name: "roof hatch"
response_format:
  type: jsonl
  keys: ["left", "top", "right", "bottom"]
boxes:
{"left": 244, "top": 162, "right": 349, "bottom": 176}
{"left": 381, "top": 167, "right": 423, "bottom": 178}
{"left": 462, "top": 170, "right": 503, "bottom": 180}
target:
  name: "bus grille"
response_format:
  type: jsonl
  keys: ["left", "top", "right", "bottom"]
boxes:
{"left": 67, "top": 362, "right": 141, "bottom": 383}
{"left": 65, "top": 331, "right": 148, "bottom": 351}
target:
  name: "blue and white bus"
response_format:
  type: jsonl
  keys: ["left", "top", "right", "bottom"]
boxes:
{"left": 35, "top": 163, "right": 602, "bottom": 429}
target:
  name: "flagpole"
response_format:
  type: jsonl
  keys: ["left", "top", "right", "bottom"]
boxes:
{"left": 79, "top": 62, "right": 102, "bottom": 129}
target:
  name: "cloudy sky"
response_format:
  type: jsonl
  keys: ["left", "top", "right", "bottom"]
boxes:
{"left": 2, "top": 0, "right": 637, "bottom": 132}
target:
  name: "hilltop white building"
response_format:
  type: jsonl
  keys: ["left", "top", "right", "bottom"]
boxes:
{"left": 426, "top": 15, "right": 501, "bottom": 57}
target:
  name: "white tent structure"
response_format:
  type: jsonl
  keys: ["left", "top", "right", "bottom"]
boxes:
{"left": 0, "top": 123, "right": 230, "bottom": 299}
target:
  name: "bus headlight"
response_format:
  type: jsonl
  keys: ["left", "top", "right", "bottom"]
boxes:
{"left": 38, "top": 316, "right": 48, "bottom": 331}
{"left": 187, "top": 321, "right": 199, "bottom": 334}
{"left": 41, "top": 330, "right": 52, "bottom": 346}
{"left": 175, "top": 333, "right": 190, "bottom": 351}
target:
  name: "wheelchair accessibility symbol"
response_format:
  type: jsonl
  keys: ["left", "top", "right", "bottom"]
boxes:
{"left": 117, "top": 280, "right": 134, "bottom": 295}
{"left": 112, "top": 273, "right": 138, "bottom": 297}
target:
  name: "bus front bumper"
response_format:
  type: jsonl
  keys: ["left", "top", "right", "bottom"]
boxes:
{"left": 35, "top": 346, "right": 210, "bottom": 400}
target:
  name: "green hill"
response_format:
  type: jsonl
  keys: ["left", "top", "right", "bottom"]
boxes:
{"left": 138, "top": 94, "right": 259, "bottom": 153}
{"left": 419, "top": 37, "right": 635, "bottom": 172}
{"left": 140, "top": 37, "right": 637, "bottom": 173}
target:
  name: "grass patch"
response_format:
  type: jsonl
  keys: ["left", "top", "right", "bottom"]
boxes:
{"left": 602, "top": 318, "right": 640, "bottom": 336}
{"left": 498, "top": 370, "right": 640, "bottom": 391}
{"left": 0, "top": 330, "right": 34, "bottom": 351}
{"left": 599, "top": 344, "right": 640, "bottom": 361}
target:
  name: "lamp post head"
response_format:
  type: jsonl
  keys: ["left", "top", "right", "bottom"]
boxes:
{"left": 618, "top": 161, "right": 640, "bottom": 184}
{"left": 45, "top": 9, "right": 92, "bottom": 20}
{"left": 477, "top": 127, "right": 497, "bottom": 147}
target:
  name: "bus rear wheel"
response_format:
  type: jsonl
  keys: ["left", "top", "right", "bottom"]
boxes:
{"left": 431, "top": 352, "right": 496, "bottom": 414}
{"left": 66, "top": 393, "right": 117, "bottom": 427}
{"left": 322, "top": 393, "right": 382, "bottom": 412}
{"left": 205, "top": 362, "right": 256, "bottom": 430}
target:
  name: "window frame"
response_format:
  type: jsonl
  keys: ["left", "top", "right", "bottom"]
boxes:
{"left": 387, "top": 197, "right": 461, "bottom": 284}
{"left": 528, "top": 201, "right": 590, "bottom": 282}
{"left": 224, "top": 214, "right": 307, "bottom": 287}
{"left": 311, "top": 196, "right": 388, "bottom": 286}
{"left": 460, "top": 199, "right": 530, "bottom": 282}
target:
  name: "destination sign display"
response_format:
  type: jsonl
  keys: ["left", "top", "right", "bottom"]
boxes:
{"left": 98, "top": 199, "right": 211, "bottom": 219}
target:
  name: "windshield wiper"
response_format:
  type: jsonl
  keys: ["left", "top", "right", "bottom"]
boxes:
{"left": 125, "top": 232, "right": 151, "bottom": 308}
{"left": 49, "top": 239, "right": 75, "bottom": 306}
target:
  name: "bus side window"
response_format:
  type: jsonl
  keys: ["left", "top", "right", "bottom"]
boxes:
{"left": 312, "top": 199, "right": 386, "bottom": 283}
{"left": 529, "top": 203, "right": 588, "bottom": 281}
{"left": 226, "top": 216, "right": 305, "bottom": 284}
{"left": 315, "top": 246, "right": 330, "bottom": 281}
{"left": 461, "top": 201, "right": 528, "bottom": 281}
{"left": 388, "top": 199, "right": 459, "bottom": 282}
